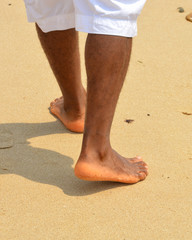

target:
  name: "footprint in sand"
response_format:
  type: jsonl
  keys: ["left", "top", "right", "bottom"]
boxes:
{"left": 0, "top": 129, "right": 14, "bottom": 149}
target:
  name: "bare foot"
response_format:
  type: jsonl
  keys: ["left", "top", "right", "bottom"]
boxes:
{"left": 74, "top": 149, "right": 148, "bottom": 184}
{"left": 50, "top": 97, "right": 85, "bottom": 133}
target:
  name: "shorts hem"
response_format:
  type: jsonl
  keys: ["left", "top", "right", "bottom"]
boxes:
{"left": 75, "top": 15, "right": 137, "bottom": 37}
{"left": 35, "top": 14, "right": 75, "bottom": 33}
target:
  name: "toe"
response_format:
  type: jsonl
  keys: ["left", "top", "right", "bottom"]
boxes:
{"left": 134, "top": 161, "right": 147, "bottom": 168}
{"left": 139, "top": 167, "right": 148, "bottom": 176}
{"left": 134, "top": 160, "right": 148, "bottom": 169}
{"left": 50, "top": 101, "right": 56, "bottom": 106}
{"left": 137, "top": 163, "right": 148, "bottom": 173}
{"left": 138, "top": 172, "right": 147, "bottom": 181}
{"left": 140, "top": 161, "right": 148, "bottom": 168}
{"left": 129, "top": 157, "right": 142, "bottom": 163}
{"left": 130, "top": 156, "right": 146, "bottom": 164}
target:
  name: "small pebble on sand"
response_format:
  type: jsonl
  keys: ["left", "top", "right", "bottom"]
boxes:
{"left": 125, "top": 119, "right": 134, "bottom": 124}
{"left": 177, "top": 7, "right": 184, "bottom": 13}
{"left": 182, "top": 112, "right": 192, "bottom": 115}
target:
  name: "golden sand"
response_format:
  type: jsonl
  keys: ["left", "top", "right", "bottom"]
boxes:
{"left": 1, "top": 0, "right": 192, "bottom": 239}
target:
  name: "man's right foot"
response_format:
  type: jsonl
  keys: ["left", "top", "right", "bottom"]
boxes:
{"left": 50, "top": 96, "right": 85, "bottom": 133}
{"left": 75, "top": 149, "right": 148, "bottom": 184}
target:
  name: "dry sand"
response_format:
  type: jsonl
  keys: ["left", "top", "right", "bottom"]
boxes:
{"left": 0, "top": 0, "right": 192, "bottom": 239}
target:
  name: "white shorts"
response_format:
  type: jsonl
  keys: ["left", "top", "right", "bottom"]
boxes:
{"left": 24, "top": 0, "right": 146, "bottom": 37}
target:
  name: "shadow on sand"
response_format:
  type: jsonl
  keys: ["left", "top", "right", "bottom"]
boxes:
{"left": 0, "top": 121, "right": 127, "bottom": 196}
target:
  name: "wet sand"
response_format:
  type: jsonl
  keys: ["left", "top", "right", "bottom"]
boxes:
{"left": 1, "top": 0, "right": 192, "bottom": 239}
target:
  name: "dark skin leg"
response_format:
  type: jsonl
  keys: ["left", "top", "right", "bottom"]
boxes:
{"left": 74, "top": 34, "right": 148, "bottom": 183}
{"left": 36, "top": 25, "right": 148, "bottom": 183}
{"left": 36, "top": 25, "right": 86, "bottom": 133}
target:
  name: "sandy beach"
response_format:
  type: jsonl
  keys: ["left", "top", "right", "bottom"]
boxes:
{"left": 1, "top": 0, "right": 192, "bottom": 239}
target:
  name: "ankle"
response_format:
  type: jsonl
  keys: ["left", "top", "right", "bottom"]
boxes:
{"left": 80, "top": 136, "right": 112, "bottom": 160}
{"left": 64, "top": 108, "right": 85, "bottom": 121}
{"left": 63, "top": 88, "right": 86, "bottom": 118}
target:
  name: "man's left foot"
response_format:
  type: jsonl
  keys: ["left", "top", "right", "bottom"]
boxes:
{"left": 50, "top": 96, "right": 85, "bottom": 133}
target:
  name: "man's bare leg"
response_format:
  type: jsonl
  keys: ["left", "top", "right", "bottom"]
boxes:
{"left": 75, "top": 34, "right": 148, "bottom": 183}
{"left": 36, "top": 25, "right": 86, "bottom": 133}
